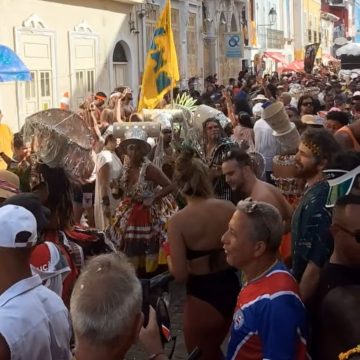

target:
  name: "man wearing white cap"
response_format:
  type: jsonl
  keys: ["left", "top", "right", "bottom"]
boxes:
{"left": 0, "top": 205, "right": 71, "bottom": 360}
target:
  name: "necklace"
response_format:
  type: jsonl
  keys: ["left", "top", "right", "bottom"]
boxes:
{"left": 243, "top": 259, "right": 278, "bottom": 286}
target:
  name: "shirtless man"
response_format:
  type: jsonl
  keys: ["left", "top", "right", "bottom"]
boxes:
{"left": 222, "top": 149, "right": 293, "bottom": 231}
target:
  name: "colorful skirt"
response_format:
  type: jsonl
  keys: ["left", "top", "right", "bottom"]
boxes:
{"left": 108, "top": 195, "right": 177, "bottom": 275}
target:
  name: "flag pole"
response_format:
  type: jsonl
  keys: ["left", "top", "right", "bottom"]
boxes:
{"left": 170, "top": 84, "right": 174, "bottom": 108}
{"left": 169, "top": 0, "right": 174, "bottom": 109}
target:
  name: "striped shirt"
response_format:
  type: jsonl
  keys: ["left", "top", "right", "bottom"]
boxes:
{"left": 226, "top": 261, "right": 309, "bottom": 360}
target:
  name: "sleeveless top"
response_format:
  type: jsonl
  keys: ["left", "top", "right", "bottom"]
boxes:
{"left": 336, "top": 126, "right": 360, "bottom": 151}
{"left": 119, "top": 159, "right": 155, "bottom": 202}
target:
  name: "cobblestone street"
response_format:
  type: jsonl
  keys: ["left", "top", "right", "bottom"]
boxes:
{"left": 126, "top": 282, "right": 187, "bottom": 360}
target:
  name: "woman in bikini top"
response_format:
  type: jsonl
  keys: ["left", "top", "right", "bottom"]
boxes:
{"left": 166, "top": 150, "right": 240, "bottom": 360}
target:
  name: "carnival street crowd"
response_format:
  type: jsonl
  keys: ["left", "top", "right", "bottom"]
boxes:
{"left": 0, "top": 67, "right": 359, "bottom": 360}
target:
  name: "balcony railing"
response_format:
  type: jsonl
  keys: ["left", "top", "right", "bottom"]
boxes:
{"left": 266, "top": 29, "right": 284, "bottom": 49}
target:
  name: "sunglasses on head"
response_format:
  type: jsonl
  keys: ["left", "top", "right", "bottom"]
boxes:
{"left": 334, "top": 223, "right": 360, "bottom": 243}
{"left": 324, "top": 166, "right": 360, "bottom": 208}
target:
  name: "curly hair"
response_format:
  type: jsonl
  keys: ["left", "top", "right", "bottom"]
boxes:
{"left": 301, "top": 128, "right": 341, "bottom": 165}
{"left": 202, "top": 117, "right": 226, "bottom": 142}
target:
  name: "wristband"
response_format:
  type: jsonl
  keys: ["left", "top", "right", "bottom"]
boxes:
{"left": 149, "top": 353, "right": 165, "bottom": 360}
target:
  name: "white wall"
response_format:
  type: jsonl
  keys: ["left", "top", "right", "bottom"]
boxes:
{"left": 0, "top": 0, "right": 138, "bottom": 131}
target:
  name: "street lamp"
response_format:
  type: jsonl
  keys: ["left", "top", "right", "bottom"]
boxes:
{"left": 256, "top": 7, "right": 278, "bottom": 50}
{"left": 269, "top": 7, "right": 277, "bottom": 26}
{"left": 257, "top": 7, "right": 277, "bottom": 27}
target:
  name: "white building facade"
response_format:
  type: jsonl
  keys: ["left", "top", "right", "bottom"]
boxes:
{"left": 202, "top": 0, "right": 246, "bottom": 84}
{"left": 135, "top": 0, "right": 204, "bottom": 89}
{"left": 244, "top": 0, "right": 295, "bottom": 73}
{"left": 0, "top": 0, "right": 142, "bottom": 130}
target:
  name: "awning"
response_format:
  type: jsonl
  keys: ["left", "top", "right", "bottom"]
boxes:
{"left": 263, "top": 51, "right": 287, "bottom": 64}
{"left": 323, "top": 54, "right": 340, "bottom": 62}
{"left": 279, "top": 60, "right": 304, "bottom": 73}
{"left": 0, "top": 44, "right": 31, "bottom": 82}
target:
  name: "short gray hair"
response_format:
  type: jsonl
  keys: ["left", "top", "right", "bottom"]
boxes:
{"left": 236, "top": 198, "right": 283, "bottom": 252}
{"left": 70, "top": 253, "right": 142, "bottom": 344}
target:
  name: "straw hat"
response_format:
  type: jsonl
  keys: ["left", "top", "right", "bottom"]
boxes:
{"left": 262, "top": 102, "right": 292, "bottom": 135}
{"left": 119, "top": 127, "right": 151, "bottom": 155}
{"left": 0, "top": 170, "right": 20, "bottom": 200}
{"left": 253, "top": 94, "right": 269, "bottom": 102}
{"left": 301, "top": 115, "right": 324, "bottom": 127}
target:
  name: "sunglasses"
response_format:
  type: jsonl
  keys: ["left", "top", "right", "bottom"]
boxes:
{"left": 302, "top": 102, "right": 314, "bottom": 106}
{"left": 324, "top": 166, "right": 360, "bottom": 207}
{"left": 334, "top": 223, "right": 360, "bottom": 243}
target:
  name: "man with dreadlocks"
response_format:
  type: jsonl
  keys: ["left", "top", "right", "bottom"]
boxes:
{"left": 202, "top": 117, "right": 237, "bottom": 201}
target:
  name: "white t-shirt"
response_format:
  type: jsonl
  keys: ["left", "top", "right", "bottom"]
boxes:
{"left": 253, "top": 118, "right": 279, "bottom": 173}
{"left": 0, "top": 275, "right": 71, "bottom": 360}
{"left": 94, "top": 150, "right": 123, "bottom": 230}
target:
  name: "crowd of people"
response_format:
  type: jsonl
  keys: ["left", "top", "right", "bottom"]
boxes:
{"left": 0, "top": 67, "right": 359, "bottom": 360}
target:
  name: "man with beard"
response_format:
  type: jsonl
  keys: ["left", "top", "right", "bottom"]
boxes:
{"left": 222, "top": 149, "right": 293, "bottom": 230}
{"left": 291, "top": 128, "right": 340, "bottom": 301}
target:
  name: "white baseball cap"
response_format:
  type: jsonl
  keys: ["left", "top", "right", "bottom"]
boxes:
{"left": 0, "top": 205, "right": 37, "bottom": 248}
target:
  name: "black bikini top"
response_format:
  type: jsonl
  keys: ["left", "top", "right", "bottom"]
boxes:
{"left": 186, "top": 248, "right": 223, "bottom": 261}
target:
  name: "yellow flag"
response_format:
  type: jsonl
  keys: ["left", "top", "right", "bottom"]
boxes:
{"left": 138, "top": 0, "right": 179, "bottom": 111}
